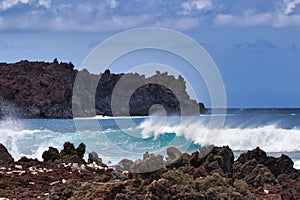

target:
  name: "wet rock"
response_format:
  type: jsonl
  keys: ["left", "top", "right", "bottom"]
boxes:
{"left": 42, "top": 147, "right": 60, "bottom": 162}
{"left": 0, "top": 143, "right": 14, "bottom": 165}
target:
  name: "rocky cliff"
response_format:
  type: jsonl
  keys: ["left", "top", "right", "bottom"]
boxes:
{"left": 0, "top": 60, "right": 206, "bottom": 119}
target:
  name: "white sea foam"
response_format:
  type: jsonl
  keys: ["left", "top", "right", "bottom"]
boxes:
{"left": 294, "top": 161, "right": 300, "bottom": 169}
{"left": 0, "top": 126, "right": 79, "bottom": 161}
{"left": 75, "top": 115, "right": 147, "bottom": 120}
{"left": 1, "top": 117, "right": 300, "bottom": 166}
{"left": 139, "top": 117, "right": 300, "bottom": 152}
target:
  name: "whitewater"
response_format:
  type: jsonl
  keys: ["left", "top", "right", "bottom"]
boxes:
{"left": 0, "top": 108, "right": 299, "bottom": 169}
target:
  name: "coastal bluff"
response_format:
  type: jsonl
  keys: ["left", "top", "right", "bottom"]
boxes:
{"left": 0, "top": 60, "right": 206, "bottom": 119}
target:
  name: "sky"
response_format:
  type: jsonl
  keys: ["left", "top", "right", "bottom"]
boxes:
{"left": 0, "top": 0, "right": 300, "bottom": 108}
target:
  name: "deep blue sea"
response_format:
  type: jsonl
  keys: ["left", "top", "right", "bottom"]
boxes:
{"left": 0, "top": 108, "right": 299, "bottom": 169}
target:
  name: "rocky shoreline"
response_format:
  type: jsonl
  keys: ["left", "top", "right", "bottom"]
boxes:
{"left": 0, "top": 60, "right": 207, "bottom": 119}
{"left": 0, "top": 142, "right": 299, "bottom": 199}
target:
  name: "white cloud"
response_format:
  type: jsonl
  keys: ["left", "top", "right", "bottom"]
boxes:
{"left": 213, "top": 12, "right": 300, "bottom": 27}
{"left": 0, "top": 0, "right": 51, "bottom": 10}
{"left": 274, "top": 14, "right": 300, "bottom": 27}
{"left": 0, "top": 0, "right": 30, "bottom": 10}
{"left": 38, "top": 0, "right": 51, "bottom": 8}
{"left": 214, "top": 13, "right": 272, "bottom": 27}
{"left": 180, "top": 0, "right": 213, "bottom": 15}
{"left": 282, "top": 0, "right": 300, "bottom": 14}
{"left": 107, "top": 0, "right": 119, "bottom": 9}
{"left": 154, "top": 17, "right": 201, "bottom": 30}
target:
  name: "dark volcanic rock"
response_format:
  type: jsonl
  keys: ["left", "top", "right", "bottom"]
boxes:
{"left": 0, "top": 143, "right": 299, "bottom": 199}
{"left": 265, "top": 154, "right": 296, "bottom": 177}
{"left": 60, "top": 142, "right": 85, "bottom": 163}
{"left": 236, "top": 147, "right": 267, "bottom": 164}
{"left": 42, "top": 146, "right": 60, "bottom": 162}
{"left": 189, "top": 145, "right": 234, "bottom": 176}
{"left": 88, "top": 151, "right": 105, "bottom": 167}
{"left": 0, "top": 60, "right": 76, "bottom": 118}
{"left": 0, "top": 60, "right": 207, "bottom": 119}
{"left": 236, "top": 147, "right": 297, "bottom": 177}
{"left": 0, "top": 143, "right": 14, "bottom": 165}
{"left": 42, "top": 142, "right": 86, "bottom": 164}
{"left": 233, "top": 160, "right": 276, "bottom": 187}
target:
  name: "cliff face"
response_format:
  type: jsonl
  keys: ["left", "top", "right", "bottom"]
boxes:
{"left": 0, "top": 60, "right": 76, "bottom": 118}
{"left": 0, "top": 60, "right": 206, "bottom": 119}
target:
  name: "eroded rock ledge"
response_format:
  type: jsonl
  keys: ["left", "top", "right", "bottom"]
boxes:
{"left": 0, "top": 143, "right": 299, "bottom": 199}
{"left": 0, "top": 60, "right": 207, "bottom": 119}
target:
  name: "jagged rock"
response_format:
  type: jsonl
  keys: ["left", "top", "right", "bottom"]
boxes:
{"left": 116, "top": 159, "right": 134, "bottom": 171}
{"left": 88, "top": 151, "right": 103, "bottom": 166}
{"left": 189, "top": 145, "right": 234, "bottom": 176}
{"left": 233, "top": 160, "right": 276, "bottom": 187}
{"left": 181, "top": 165, "right": 207, "bottom": 178}
{"left": 60, "top": 142, "right": 85, "bottom": 163}
{"left": 277, "top": 173, "right": 300, "bottom": 199}
{"left": 130, "top": 154, "right": 164, "bottom": 173}
{"left": 1, "top": 144, "right": 299, "bottom": 199}
{"left": 237, "top": 147, "right": 297, "bottom": 177}
{"left": 60, "top": 142, "right": 77, "bottom": 157}
{"left": 264, "top": 154, "right": 296, "bottom": 177}
{"left": 0, "top": 60, "right": 206, "bottom": 119}
{"left": 167, "top": 152, "right": 191, "bottom": 169}
{"left": 42, "top": 147, "right": 60, "bottom": 162}
{"left": 237, "top": 147, "right": 267, "bottom": 164}
{"left": 166, "top": 146, "right": 182, "bottom": 162}
{"left": 76, "top": 143, "right": 86, "bottom": 159}
{"left": 41, "top": 142, "right": 86, "bottom": 164}
{"left": 0, "top": 143, "right": 14, "bottom": 165}
{"left": 143, "top": 151, "right": 150, "bottom": 160}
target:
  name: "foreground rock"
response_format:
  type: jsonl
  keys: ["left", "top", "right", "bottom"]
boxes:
{"left": 0, "top": 142, "right": 299, "bottom": 199}
{"left": 0, "top": 143, "right": 14, "bottom": 165}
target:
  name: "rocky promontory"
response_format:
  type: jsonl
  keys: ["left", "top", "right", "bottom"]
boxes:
{"left": 0, "top": 143, "right": 299, "bottom": 199}
{"left": 0, "top": 60, "right": 206, "bottom": 119}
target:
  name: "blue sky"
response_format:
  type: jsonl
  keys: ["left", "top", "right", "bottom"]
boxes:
{"left": 0, "top": 0, "right": 300, "bottom": 108}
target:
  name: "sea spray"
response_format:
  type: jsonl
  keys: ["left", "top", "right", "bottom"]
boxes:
{"left": 0, "top": 112, "right": 299, "bottom": 167}
{"left": 139, "top": 116, "right": 300, "bottom": 152}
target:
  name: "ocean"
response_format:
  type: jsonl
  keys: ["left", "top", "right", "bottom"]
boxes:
{"left": 0, "top": 108, "right": 299, "bottom": 169}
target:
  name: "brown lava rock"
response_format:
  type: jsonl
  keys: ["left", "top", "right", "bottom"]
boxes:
{"left": 0, "top": 142, "right": 299, "bottom": 199}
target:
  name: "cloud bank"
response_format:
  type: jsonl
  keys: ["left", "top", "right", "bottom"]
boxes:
{"left": 0, "top": 0, "right": 300, "bottom": 31}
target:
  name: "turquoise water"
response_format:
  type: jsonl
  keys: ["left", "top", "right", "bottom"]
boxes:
{"left": 0, "top": 109, "right": 299, "bottom": 169}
